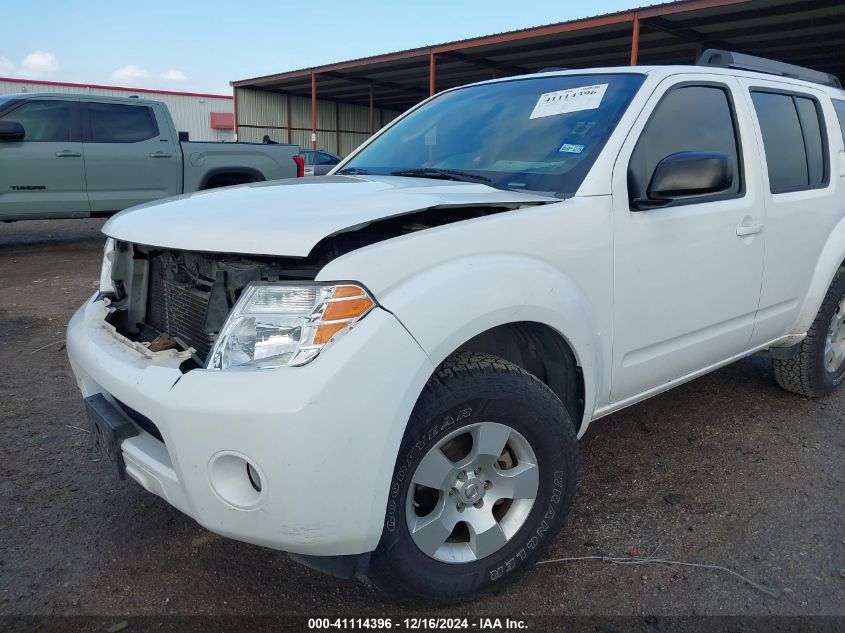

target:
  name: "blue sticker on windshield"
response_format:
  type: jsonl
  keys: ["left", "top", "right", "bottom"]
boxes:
{"left": 558, "top": 143, "right": 585, "bottom": 154}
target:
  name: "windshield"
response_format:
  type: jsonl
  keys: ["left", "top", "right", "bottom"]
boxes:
{"left": 341, "top": 73, "right": 645, "bottom": 195}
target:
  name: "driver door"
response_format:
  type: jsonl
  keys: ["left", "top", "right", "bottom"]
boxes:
{"left": 0, "top": 98, "right": 88, "bottom": 218}
{"left": 609, "top": 75, "right": 766, "bottom": 403}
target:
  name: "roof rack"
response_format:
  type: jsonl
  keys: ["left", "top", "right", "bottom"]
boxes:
{"left": 697, "top": 49, "right": 842, "bottom": 89}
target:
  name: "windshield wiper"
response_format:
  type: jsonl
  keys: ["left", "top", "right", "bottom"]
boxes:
{"left": 335, "top": 167, "right": 374, "bottom": 175}
{"left": 389, "top": 168, "right": 491, "bottom": 184}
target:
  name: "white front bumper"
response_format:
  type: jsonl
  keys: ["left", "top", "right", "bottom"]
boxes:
{"left": 66, "top": 295, "right": 433, "bottom": 555}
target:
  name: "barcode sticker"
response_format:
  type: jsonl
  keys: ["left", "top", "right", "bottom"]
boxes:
{"left": 530, "top": 84, "right": 608, "bottom": 119}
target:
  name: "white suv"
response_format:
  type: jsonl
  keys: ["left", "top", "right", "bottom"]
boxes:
{"left": 67, "top": 51, "right": 845, "bottom": 605}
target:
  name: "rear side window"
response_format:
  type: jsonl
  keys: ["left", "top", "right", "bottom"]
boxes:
{"left": 833, "top": 99, "right": 845, "bottom": 147}
{"left": 750, "top": 91, "right": 828, "bottom": 193}
{"left": 628, "top": 85, "right": 742, "bottom": 206}
{"left": 87, "top": 103, "right": 159, "bottom": 143}
{"left": 317, "top": 152, "right": 339, "bottom": 165}
{"left": 0, "top": 100, "right": 74, "bottom": 142}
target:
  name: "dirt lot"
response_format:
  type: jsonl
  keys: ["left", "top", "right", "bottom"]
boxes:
{"left": 1, "top": 219, "right": 843, "bottom": 619}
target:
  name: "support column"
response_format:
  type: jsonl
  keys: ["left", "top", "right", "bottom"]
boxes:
{"left": 429, "top": 50, "right": 436, "bottom": 97}
{"left": 368, "top": 84, "right": 375, "bottom": 136}
{"left": 630, "top": 13, "right": 641, "bottom": 65}
{"left": 232, "top": 87, "right": 239, "bottom": 141}
{"left": 286, "top": 92, "right": 292, "bottom": 144}
{"left": 311, "top": 71, "right": 317, "bottom": 150}
{"left": 335, "top": 101, "right": 341, "bottom": 155}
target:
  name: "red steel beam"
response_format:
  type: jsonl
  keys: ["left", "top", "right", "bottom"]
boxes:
{"left": 631, "top": 12, "right": 641, "bottom": 65}
{"left": 311, "top": 71, "right": 317, "bottom": 150}
{"left": 232, "top": 0, "right": 752, "bottom": 89}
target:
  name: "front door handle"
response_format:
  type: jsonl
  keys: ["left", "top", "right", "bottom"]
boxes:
{"left": 736, "top": 223, "right": 764, "bottom": 237}
{"left": 149, "top": 151, "right": 173, "bottom": 158}
{"left": 55, "top": 150, "right": 81, "bottom": 158}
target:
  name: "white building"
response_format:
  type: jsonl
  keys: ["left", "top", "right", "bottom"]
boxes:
{"left": 0, "top": 77, "right": 235, "bottom": 142}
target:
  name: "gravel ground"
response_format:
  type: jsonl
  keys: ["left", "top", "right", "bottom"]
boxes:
{"left": 0, "top": 219, "right": 843, "bottom": 619}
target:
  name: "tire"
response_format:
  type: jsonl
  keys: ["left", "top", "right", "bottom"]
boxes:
{"left": 774, "top": 267, "right": 845, "bottom": 397}
{"left": 368, "top": 351, "right": 579, "bottom": 606}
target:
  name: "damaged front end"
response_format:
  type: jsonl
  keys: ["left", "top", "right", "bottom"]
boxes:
{"left": 100, "top": 202, "right": 547, "bottom": 369}
{"left": 102, "top": 243, "right": 321, "bottom": 370}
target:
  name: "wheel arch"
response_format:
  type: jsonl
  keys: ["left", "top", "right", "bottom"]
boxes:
{"left": 448, "top": 322, "right": 586, "bottom": 433}
{"left": 791, "top": 214, "right": 845, "bottom": 336}
{"left": 199, "top": 167, "right": 265, "bottom": 190}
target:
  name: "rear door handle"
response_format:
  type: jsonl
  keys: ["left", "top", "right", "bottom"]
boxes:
{"left": 736, "top": 223, "right": 764, "bottom": 237}
{"left": 149, "top": 151, "right": 173, "bottom": 158}
{"left": 55, "top": 150, "right": 81, "bottom": 158}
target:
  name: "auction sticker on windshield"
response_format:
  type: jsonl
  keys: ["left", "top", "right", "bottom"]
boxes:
{"left": 529, "top": 83, "right": 608, "bottom": 119}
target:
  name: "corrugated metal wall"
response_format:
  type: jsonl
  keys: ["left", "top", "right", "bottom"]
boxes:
{"left": 0, "top": 79, "right": 235, "bottom": 142}
{"left": 235, "top": 87, "right": 403, "bottom": 155}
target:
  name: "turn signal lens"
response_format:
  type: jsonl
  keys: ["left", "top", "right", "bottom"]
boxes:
{"left": 314, "top": 322, "right": 348, "bottom": 345}
{"left": 322, "top": 297, "right": 374, "bottom": 321}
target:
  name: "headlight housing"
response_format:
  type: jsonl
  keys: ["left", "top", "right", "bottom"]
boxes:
{"left": 207, "top": 282, "right": 375, "bottom": 370}
{"left": 99, "top": 238, "right": 117, "bottom": 296}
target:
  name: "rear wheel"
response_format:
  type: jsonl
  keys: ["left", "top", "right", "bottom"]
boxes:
{"left": 774, "top": 268, "right": 845, "bottom": 397}
{"left": 368, "top": 352, "right": 579, "bottom": 606}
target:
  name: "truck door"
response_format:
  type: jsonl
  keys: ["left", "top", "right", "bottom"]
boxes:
{"left": 609, "top": 75, "right": 766, "bottom": 403}
{"left": 0, "top": 98, "right": 88, "bottom": 219}
{"left": 82, "top": 100, "right": 179, "bottom": 213}
{"left": 737, "top": 81, "right": 841, "bottom": 346}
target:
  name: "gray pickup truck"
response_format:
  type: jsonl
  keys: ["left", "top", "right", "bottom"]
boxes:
{"left": 0, "top": 93, "right": 302, "bottom": 221}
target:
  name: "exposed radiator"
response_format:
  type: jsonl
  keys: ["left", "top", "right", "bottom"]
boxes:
{"left": 146, "top": 256, "right": 215, "bottom": 359}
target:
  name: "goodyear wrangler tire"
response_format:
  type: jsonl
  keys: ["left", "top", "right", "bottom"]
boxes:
{"left": 368, "top": 351, "right": 579, "bottom": 606}
{"left": 774, "top": 268, "right": 845, "bottom": 398}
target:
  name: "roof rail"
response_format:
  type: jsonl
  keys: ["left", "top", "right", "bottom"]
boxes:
{"left": 697, "top": 49, "right": 842, "bottom": 89}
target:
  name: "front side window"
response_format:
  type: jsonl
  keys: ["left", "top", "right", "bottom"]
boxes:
{"left": 750, "top": 91, "right": 828, "bottom": 193}
{"left": 628, "top": 85, "right": 742, "bottom": 206}
{"left": 87, "top": 103, "right": 159, "bottom": 143}
{"left": 0, "top": 100, "right": 74, "bottom": 142}
{"left": 342, "top": 73, "right": 645, "bottom": 195}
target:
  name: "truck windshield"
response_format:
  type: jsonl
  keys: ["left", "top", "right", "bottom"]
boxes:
{"left": 340, "top": 73, "right": 645, "bottom": 196}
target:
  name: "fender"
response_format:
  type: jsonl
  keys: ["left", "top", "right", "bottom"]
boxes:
{"left": 377, "top": 254, "right": 603, "bottom": 433}
{"left": 317, "top": 197, "right": 614, "bottom": 432}
{"left": 789, "top": 213, "right": 845, "bottom": 338}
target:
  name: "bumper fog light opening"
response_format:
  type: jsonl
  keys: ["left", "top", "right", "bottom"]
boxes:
{"left": 246, "top": 462, "right": 262, "bottom": 492}
{"left": 208, "top": 451, "right": 266, "bottom": 510}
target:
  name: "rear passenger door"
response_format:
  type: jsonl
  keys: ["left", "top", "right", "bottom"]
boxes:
{"left": 610, "top": 76, "right": 766, "bottom": 403}
{"left": 0, "top": 98, "right": 88, "bottom": 218}
{"left": 738, "top": 81, "right": 840, "bottom": 345}
{"left": 82, "top": 100, "right": 180, "bottom": 213}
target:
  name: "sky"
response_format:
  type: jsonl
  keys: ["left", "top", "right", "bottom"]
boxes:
{"left": 0, "top": 0, "right": 670, "bottom": 95}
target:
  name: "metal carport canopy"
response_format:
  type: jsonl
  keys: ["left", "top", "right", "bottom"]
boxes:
{"left": 231, "top": 0, "right": 845, "bottom": 144}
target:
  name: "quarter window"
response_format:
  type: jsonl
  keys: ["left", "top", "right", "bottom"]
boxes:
{"left": 832, "top": 99, "right": 845, "bottom": 148}
{"left": 87, "top": 103, "right": 159, "bottom": 143}
{"left": 0, "top": 100, "right": 74, "bottom": 142}
{"left": 750, "top": 91, "right": 828, "bottom": 193}
{"left": 628, "top": 85, "right": 742, "bottom": 206}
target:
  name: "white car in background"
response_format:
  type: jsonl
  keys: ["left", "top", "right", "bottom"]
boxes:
{"left": 67, "top": 50, "right": 845, "bottom": 605}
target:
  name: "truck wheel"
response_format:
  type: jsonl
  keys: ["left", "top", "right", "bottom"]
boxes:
{"left": 368, "top": 351, "right": 579, "bottom": 606}
{"left": 774, "top": 268, "right": 845, "bottom": 397}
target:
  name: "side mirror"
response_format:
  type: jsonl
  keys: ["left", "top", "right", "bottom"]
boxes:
{"left": 0, "top": 121, "right": 25, "bottom": 142}
{"left": 635, "top": 151, "right": 732, "bottom": 210}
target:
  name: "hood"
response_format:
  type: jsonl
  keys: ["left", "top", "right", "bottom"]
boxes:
{"left": 103, "top": 175, "right": 556, "bottom": 257}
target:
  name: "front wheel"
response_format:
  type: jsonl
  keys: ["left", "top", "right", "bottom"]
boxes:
{"left": 368, "top": 352, "right": 579, "bottom": 606}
